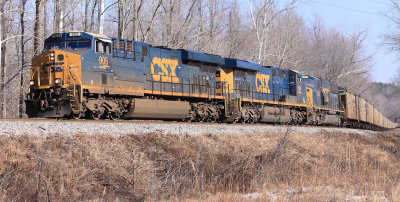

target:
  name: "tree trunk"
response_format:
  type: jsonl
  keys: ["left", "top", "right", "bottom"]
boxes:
{"left": 90, "top": 0, "right": 98, "bottom": 31}
{"left": 132, "top": 0, "right": 138, "bottom": 41}
{"left": 34, "top": 0, "right": 43, "bottom": 56}
{"left": 59, "top": 0, "right": 64, "bottom": 32}
{"left": 53, "top": 0, "right": 59, "bottom": 32}
{"left": 43, "top": 0, "right": 47, "bottom": 40}
{"left": 166, "top": 0, "right": 175, "bottom": 47}
{"left": 143, "top": 0, "right": 162, "bottom": 42}
{"left": 0, "top": 0, "right": 8, "bottom": 118}
{"left": 71, "top": 6, "right": 75, "bottom": 30}
{"left": 208, "top": 0, "right": 215, "bottom": 52}
{"left": 53, "top": 0, "right": 64, "bottom": 33}
{"left": 118, "top": 0, "right": 125, "bottom": 38}
{"left": 98, "top": 0, "right": 105, "bottom": 34}
{"left": 84, "top": 0, "right": 88, "bottom": 31}
{"left": 195, "top": 0, "right": 203, "bottom": 48}
{"left": 19, "top": 0, "right": 27, "bottom": 118}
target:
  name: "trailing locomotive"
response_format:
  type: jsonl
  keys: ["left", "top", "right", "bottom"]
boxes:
{"left": 25, "top": 31, "right": 398, "bottom": 130}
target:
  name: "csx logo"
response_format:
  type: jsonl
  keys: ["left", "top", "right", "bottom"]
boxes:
{"left": 43, "top": 63, "right": 63, "bottom": 73}
{"left": 151, "top": 57, "right": 179, "bottom": 83}
{"left": 323, "top": 88, "right": 329, "bottom": 102}
{"left": 255, "top": 73, "right": 270, "bottom": 93}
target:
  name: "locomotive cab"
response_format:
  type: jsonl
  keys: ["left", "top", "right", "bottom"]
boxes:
{"left": 25, "top": 31, "right": 151, "bottom": 119}
{"left": 26, "top": 32, "right": 93, "bottom": 118}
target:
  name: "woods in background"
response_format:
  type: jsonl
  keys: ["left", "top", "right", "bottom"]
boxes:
{"left": 0, "top": 0, "right": 396, "bottom": 119}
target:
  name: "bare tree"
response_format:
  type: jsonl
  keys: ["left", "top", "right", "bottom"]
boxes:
{"left": 53, "top": 0, "right": 65, "bottom": 33}
{"left": 84, "top": 0, "right": 89, "bottom": 31}
{"left": 131, "top": 0, "right": 143, "bottom": 41}
{"left": 262, "top": 10, "right": 305, "bottom": 68}
{"left": 246, "top": 0, "right": 300, "bottom": 65}
{"left": 98, "top": 0, "right": 105, "bottom": 34}
{"left": 19, "top": 0, "right": 27, "bottom": 118}
{"left": 0, "top": 0, "right": 9, "bottom": 118}
{"left": 143, "top": 0, "right": 162, "bottom": 42}
{"left": 226, "top": 1, "right": 243, "bottom": 58}
{"left": 34, "top": 0, "right": 43, "bottom": 55}
{"left": 383, "top": 0, "right": 400, "bottom": 83}
{"left": 117, "top": 0, "right": 125, "bottom": 38}
{"left": 392, "top": 67, "right": 400, "bottom": 84}
{"left": 43, "top": 0, "right": 48, "bottom": 39}
{"left": 383, "top": 0, "right": 400, "bottom": 52}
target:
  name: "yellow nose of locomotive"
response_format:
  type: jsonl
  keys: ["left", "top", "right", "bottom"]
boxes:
{"left": 30, "top": 49, "right": 82, "bottom": 89}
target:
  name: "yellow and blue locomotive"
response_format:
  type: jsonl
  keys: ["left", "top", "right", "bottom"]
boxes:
{"left": 25, "top": 31, "right": 343, "bottom": 123}
{"left": 25, "top": 31, "right": 397, "bottom": 129}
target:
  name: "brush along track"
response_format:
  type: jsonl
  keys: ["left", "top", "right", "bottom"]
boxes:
{"left": 0, "top": 118, "right": 382, "bottom": 137}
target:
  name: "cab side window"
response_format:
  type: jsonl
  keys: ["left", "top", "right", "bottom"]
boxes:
{"left": 95, "top": 39, "right": 111, "bottom": 54}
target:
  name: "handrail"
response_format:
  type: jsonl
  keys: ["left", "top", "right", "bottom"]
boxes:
{"left": 67, "top": 65, "right": 83, "bottom": 101}
{"left": 22, "top": 68, "right": 38, "bottom": 93}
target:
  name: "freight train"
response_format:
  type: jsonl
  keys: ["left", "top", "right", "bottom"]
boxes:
{"left": 25, "top": 31, "right": 398, "bottom": 130}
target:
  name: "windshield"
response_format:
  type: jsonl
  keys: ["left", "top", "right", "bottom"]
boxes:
{"left": 67, "top": 39, "right": 91, "bottom": 49}
{"left": 44, "top": 40, "right": 64, "bottom": 50}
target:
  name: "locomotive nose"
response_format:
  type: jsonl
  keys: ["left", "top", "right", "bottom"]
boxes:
{"left": 30, "top": 49, "right": 81, "bottom": 88}
{"left": 27, "top": 49, "right": 82, "bottom": 118}
{"left": 29, "top": 50, "right": 66, "bottom": 88}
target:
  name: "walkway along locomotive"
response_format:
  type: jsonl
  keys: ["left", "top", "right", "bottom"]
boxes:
{"left": 25, "top": 31, "right": 398, "bottom": 130}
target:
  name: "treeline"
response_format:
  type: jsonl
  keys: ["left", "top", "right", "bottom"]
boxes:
{"left": 0, "top": 0, "right": 379, "bottom": 118}
{"left": 364, "top": 82, "right": 400, "bottom": 121}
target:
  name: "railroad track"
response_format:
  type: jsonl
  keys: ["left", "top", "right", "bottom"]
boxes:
{"left": 0, "top": 118, "right": 362, "bottom": 130}
{"left": 0, "top": 118, "right": 386, "bottom": 137}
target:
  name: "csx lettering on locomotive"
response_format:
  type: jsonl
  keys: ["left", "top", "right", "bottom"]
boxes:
{"left": 255, "top": 73, "right": 270, "bottom": 93}
{"left": 151, "top": 57, "right": 179, "bottom": 83}
{"left": 42, "top": 63, "right": 63, "bottom": 73}
{"left": 323, "top": 88, "right": 330, "bottom": 102}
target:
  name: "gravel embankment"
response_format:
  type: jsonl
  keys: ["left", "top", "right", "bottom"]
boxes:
{"left": 0, "top": 119, "right": 381, "bottom": 137}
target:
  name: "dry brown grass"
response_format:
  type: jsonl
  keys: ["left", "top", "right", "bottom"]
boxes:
{"left": 0, "top": 129, "right": 399, "bottom": 201}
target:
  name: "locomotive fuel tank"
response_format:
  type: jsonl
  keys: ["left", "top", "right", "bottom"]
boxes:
{"left": 124, "top": 99, "right": 190, "bottom": 119}
{"left": 259, "top": 106, "right": 291, "bottom": 123}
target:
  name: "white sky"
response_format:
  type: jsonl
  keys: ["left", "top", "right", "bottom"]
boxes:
{"left": 280, "top": 0, "right": 398, "bottom": 83}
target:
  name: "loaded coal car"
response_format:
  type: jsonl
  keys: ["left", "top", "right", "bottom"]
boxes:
{"left": 25, "top": 31, "right": 397, "bottom": 130}
{"left": 340, "top": 90, "right": 398, "bottom": 130}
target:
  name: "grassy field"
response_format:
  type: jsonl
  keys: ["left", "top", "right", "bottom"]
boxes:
{"left": 0, "top": 128, "right": 399, "bottom": 201}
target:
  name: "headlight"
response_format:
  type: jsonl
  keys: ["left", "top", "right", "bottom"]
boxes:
{"left": 54, "top": 78, "right": 62, "bottom": 85}
{"left": 50, "top": 52, "right": 55, "bottom": 61}
{"left": 30, "top": 80, "right": 35, "bottom": 86}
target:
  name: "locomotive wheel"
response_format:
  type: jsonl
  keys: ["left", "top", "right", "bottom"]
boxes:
{"left": 185, "top": 111, "right": 196, "bottom": 122}
{"left": 91, "top": 112, "right": 101, "bottom": 120}
{"left": 108, "top": 112, "right": 120, "bottom": 120}
{"left": 72, "top": 112, "right": 82, "bottom": 120}
{"left": 249, "top": 117, "right": 255, "bottom": 124}
{"left": 207, "top": 116, "right": 217, "bottom": 123}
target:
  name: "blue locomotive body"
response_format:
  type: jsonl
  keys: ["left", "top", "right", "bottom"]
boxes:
{"left": 27, "top": 31, "right": 343, "bottom": 125}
